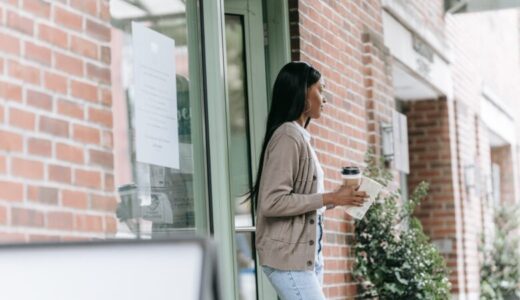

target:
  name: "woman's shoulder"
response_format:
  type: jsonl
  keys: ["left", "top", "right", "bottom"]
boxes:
{"left": 268, "top": 122, "right": 306, "bottom": 150}
{"left": 272, "top": 122, "right": 302, "bottom": 140}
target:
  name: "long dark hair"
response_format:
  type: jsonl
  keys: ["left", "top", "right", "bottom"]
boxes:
{"left": 251, "top": 61, "right": 321, "bottom": 208}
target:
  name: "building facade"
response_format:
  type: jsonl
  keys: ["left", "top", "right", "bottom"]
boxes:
{"left": 0, "top": 0, "right": 519, "bottom": 299}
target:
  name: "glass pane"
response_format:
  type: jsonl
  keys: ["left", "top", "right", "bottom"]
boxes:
{"left": 111, "top": 1, "right": 205, "bottom": 239}
{"left": 236, "top": 232, "right": 258, "bottom": 300}
{"left": 225, "top": 14, "right": 254, "bottom": 228}
{"left": 225, "top": 13, "right": 258, "bottom": 300}
{"left": 0, "top": 0, "right": 205, "bottom": 243}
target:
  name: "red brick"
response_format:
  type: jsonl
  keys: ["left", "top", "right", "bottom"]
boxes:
{"left": 0, "top": 81, "right": 22, "bottom": 102}
{"left": 23, "top": 0, "right": 51, "bottom": 18}
{"left": 27, "top": 89, "right": 53, "bottom": 111}
{"left": 70, "top": 0, "right": 98, "bottom": 16}
{"left": 44, "top": 71, "right": 68, "bottom": 94}
{"left": 47, "top": 211, "right": 74, "bottom": 230}
{"left": 0, "top": 156, "right": 5, "bottom": 173}
{"left": 28, "top": 137, "right": 51, "bottom": 157}
{"left": 28, "top": 186, "right": 58, "bottom": 205}
{"left": 48, "top": 164, "right": 71, "bottom": 184}
{"left": 105, "top": 215, "right": 117, "bottom": 233}
{"left": 39, "top": 24, "right": 68, "bottom": 49}
{"left": 99, "top": 0, "right": 110, "bottom": 21}
{"left": 0, "top": 181, "right": 23, "bottom": 202}
{"left": 100, "top": 88, "right": 112, "bottom": 106}
{"left": 7, "top": 10, "right": 34, "bottom": 35}
{"left": 8, "top": 60, "right": 40, "bottom": 85}
{"left": 9, "top": 107, "right": 35, "bottom": 130}
{"left": 62, "top": 189, "right": 88, "bottom": 209}
{"left": 55, "top": 52, "right": 84, "bottom": 76}
{"left": 75, "top": 214, "right": 103, "bottom": 232}
{"left": 100, "top": 46, "right": 110, "bottom": 64}
{"left": 75, "top": 169, "right": 101, "bottom": 189}
{"left": 56, "top": 142, "right": 84, "bottom": 164}
{"left": 71, "top": 80, "right": 98, "bottom": 102}
{"left": 12, "top": 157, "right": 44, "bottom": 179}
{"left": 73, "top": 124, "right": 100, "bottom": 144}
{"left": 102, "top": 130, "right": 113, "bottom": 148}
{"left": 90, "top": 194, "right": 117, "bottom": 212}
{"left": 86, "top": 19, "right": 110, "bottom": 42}
{"left": 86, "top": 63, "right": 110, "bottom": 84}
{"left": 0, "top": 130, "right": 23, "bottom": 152}
{"left": 57, "top": 99, "right": 84, "bottom": 119}
{"left": 55, "top": 7, "right": 83, "bottom": 31}
{"left": 39, "top": 116, "right": 69, "bottom": 137}
{"left": 88, "top": 107, "right": 112, "bottom": 128}
{"left": 104, "top": 173, "right": 114, "bottom": 191}
{"left": 0, "top": 205, "right": 6, "bottom": 225}
{"left": 0, "top": 232, "right": 25, "bottom": 243}
{"left": 25, "top": 41, "right": 52, "bottom": 65}
{"left": 70, "top": 35, "right": 97, "bottom": 59}
{"left": 89, "top": 149, "right": 113, "bottom": 169}
{"left": 0, "top": 32, "right": 20, "bottom": 55}
{"left": 11, "top": 207, "right": 44, "bottom": 227}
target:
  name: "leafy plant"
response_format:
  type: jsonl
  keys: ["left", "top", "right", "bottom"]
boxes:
{"left": 480, "top": 204, "right": 520, "bottom": 300}
{"left": 353, "top": 151, "right": 451, "bottom": 299}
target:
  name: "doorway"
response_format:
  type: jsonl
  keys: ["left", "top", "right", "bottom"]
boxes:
{"left": 223, "top": 0, "right": 283, "bottom": 298}
{"left": 223, "top": 0, "right": 268, "bottom": 299}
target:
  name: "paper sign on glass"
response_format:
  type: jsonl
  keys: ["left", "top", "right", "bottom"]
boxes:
{"left": 345, "top": 176, "right": 384, "bottom": 220}
{"left": 132, "top": 22, "right": 179, "bottom": 169}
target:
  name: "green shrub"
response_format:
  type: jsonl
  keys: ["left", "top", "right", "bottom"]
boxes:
{"left": 353, "top": 152, "right": 451, "bottom": 299}
{"left": 480, "top": 204, "right": 520, "bottom": 300}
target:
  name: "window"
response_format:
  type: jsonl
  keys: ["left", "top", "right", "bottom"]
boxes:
{"left": 0, "top": 0, "right": 207, "bottom": 243}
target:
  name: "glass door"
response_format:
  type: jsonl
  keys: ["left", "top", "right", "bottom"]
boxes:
{"left": 225, "top": 12, "right": 256, "bottom": 300}
{"left": 223, "top": 0, "right": 271, "bottom": 299}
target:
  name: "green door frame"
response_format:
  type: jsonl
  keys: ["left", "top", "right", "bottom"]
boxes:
{"left": 201, "top": 0, "right": 291, "bottom": 299}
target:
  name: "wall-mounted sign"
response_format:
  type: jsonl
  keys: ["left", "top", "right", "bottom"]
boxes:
{"left": 412, "top": 33, "right": 434, "bottom": 62}
{"left": 382, "top": 11, "right": 452, "bottom": 99}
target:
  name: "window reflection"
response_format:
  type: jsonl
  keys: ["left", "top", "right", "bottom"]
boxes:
{"left": 110, "top": 0, "right": 200, "bottom": 238}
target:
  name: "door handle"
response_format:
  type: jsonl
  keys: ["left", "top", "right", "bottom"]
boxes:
{"left": 235, "top": 226, "right": 256, "bottom": 233}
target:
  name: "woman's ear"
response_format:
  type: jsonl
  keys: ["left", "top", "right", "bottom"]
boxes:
{"left": 302, "top": 98, "right": 311, "bottom": 116}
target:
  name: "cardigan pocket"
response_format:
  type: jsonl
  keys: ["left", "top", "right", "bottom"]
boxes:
{"left": 273, "top": 218, "right": 305, "bottom": 244}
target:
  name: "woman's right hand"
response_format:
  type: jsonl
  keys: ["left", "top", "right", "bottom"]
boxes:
{"left": 323, "top": 185, "right": 369, "bottom": 208}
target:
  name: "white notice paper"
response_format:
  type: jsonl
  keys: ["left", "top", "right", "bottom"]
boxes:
{"left": 132, "top": 22, "right": 179, "bottom": 169}
{"left": 345, "top": 176, "right": 384, "bottom": 220}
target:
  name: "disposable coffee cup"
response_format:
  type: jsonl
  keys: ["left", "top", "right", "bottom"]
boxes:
{"left": 341, "top": 166, "right": 361, "bottom": 188}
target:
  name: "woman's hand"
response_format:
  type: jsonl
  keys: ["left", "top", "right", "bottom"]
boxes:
{"left": 323, "top": 185, "right": 369, "bottom": 208}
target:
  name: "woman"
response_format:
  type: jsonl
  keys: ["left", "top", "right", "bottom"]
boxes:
{"left": 253, "top": 62, "right": 368, "bottom": 299}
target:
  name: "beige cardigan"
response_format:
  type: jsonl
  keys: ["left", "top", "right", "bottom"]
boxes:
{"left": 255, "top": 122, "right": 324, "bottom": 271}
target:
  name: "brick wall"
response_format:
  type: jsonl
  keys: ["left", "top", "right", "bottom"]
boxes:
{"left": 289, "top": 0, "right": 394, "bottom": 298}
{"left": 391, "top": 0, "right": 446, "bottom": 43}
{"left": 0, "top": 0, "right": 115, "bottom": 242}
{"left": 403, "top": 98, "right": 464, "bottom": 293}
{"left": 491, "top": 146, "right": 515, "bottom": 204}
{"left": 454, "top": 101, "right": 482, "bottom": 295}
{"left": 447, "top": 10, "right": 520, "bottom": 298}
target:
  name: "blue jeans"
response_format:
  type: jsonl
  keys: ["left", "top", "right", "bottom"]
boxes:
{"left": 262, "top": 215, "right": 325, "bottom": 300}
{"left": 262, "top": 263, "right": 325, "bottom": 300}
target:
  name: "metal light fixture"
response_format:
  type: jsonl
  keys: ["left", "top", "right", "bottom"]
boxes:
{"left": 464, "top": 165, "right": 476, "bottom": 190}
{"left": 381, "top": 122, "right": 394, "bottom": 161}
